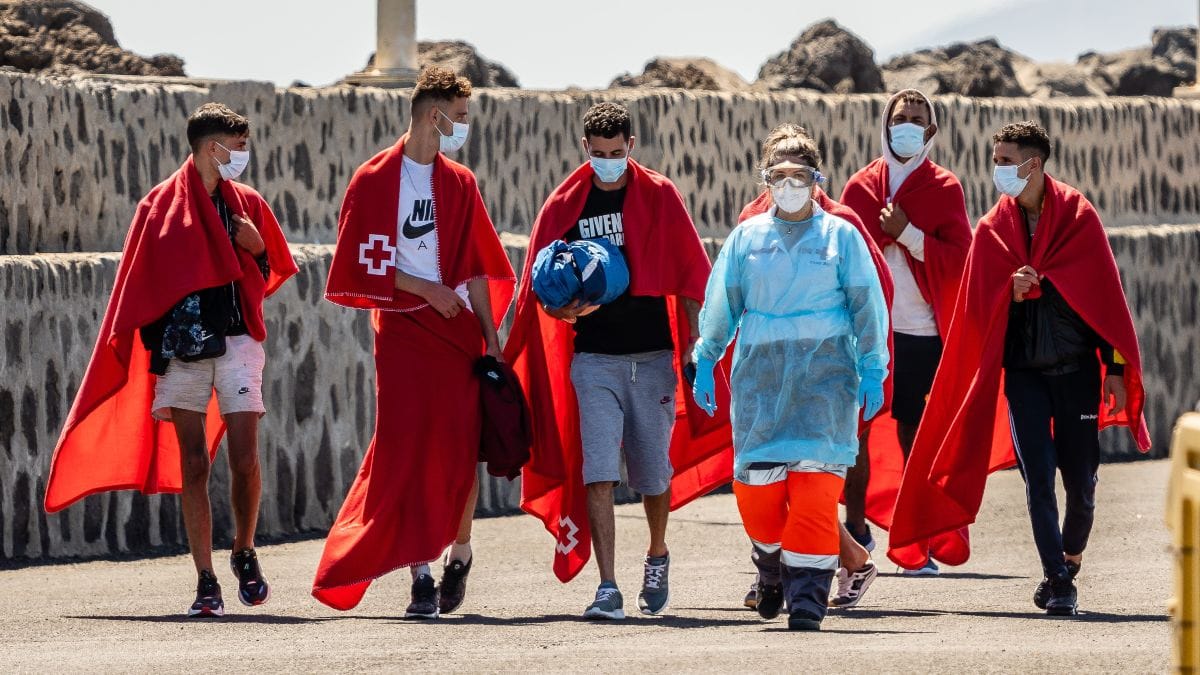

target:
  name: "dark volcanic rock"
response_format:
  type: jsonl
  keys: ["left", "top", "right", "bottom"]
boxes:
{"left": 610, "top": 57, "right": 748, "bottom": 91}
{"left": 757, "top": 19, "right": 884, "bottom": 94}
{"left": 883, "top": 38, "right": 1027, "bottom": 97}
{"left": 366, "top": 40, "right": 519, "bottom": 87}
{"left": 0, "top": 0, "right": 186, "bottom": 76}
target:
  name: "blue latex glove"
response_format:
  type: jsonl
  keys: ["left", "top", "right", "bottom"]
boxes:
{"left": 858, "top": 372, "right": 885, "bottom": 421}
{"left": 691, "top": 357, "right": 717, "bottom": 417}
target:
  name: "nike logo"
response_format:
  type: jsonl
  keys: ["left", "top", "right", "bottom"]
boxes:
{"left": 660, "top": 396, "right": 671, "bottom": 404}
{"left": 196, "top": 331, "right": 214, "bottom": 342}
{"left": 402, "top": 214, "right": 435, "bottom": 239}
{"left": 238, "top": 387, "right": 250, "bottom": 395}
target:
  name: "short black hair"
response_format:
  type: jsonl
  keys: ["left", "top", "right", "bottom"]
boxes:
{"left": 583, "top": 102, "right": 632, "bottom": 141}
{"left": 186, "top": 103, "right": 250, "bottom": 151}
{"left": 411, "top": 66, "right": 472, "bottom": 115}
{"left": 993, "top": 121, "right": 1052, "bottom": 161}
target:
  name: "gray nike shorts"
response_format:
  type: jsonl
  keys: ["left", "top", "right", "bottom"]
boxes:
{"left": 570, "top": 350, "right": 676, "bottom": 496}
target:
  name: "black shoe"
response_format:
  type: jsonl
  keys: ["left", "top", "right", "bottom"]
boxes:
{"left": 755, "top": 581, "right": 784, "bottom": 620}
{"left": 405, "top": 573, "right": 440, "bottom": 619}
{"left": 1044, "top": 577, "right": 1078, "bottom": 616}
{"left": 188, "top": 570, "right": 224, "bottom": 618}
{"left": 438, "top": 556, "right": 473, "bottom": 615}
{"left": 1034, "top": 560, "right": 1081, "bottom": 610}
{"left": 787, "top": 609, "right": 822, "bottom": 631}
{"left": 230, "top": 548, "right": 271, "bottom": 607}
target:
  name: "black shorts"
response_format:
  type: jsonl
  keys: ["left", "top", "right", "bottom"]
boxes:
{"left": 891, "top": 332, "right": 944, "bottom": 426}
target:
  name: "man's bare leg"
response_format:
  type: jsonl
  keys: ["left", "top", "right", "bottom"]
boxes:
{"left": 172, "top": 409, "right": 213, "bottom": 574}
{"left": 839, "top": 521, "right": 870, "bottom": 571}
{"left": 224, "top": 411, "right": 261, "bottom": 552}
{"left": 643, "top": 488, "right": 670, "bottom": 558}
{"left": 844, "top": 431, "right": 871, "bottom": 537}
{"left": 587, "top": 482, "right": 617, "bottom": 583}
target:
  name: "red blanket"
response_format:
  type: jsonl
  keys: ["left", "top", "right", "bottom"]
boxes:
{"left": 313, "top": 137, "right": 515, "bottom": 609}
{"left": 887, "top": 175, "right": 1150, "bottom": 568}
{"left": 44, "top": 157, "right": 297, "bottom": 512}
{"left": 505, "top": 160, "right": 731, "bottom": 582}
{"left": 740, "top": 188, "right": 901, "bottom": 526}
{"left": 840, "top": 157, "right": 972, "bottom": 337}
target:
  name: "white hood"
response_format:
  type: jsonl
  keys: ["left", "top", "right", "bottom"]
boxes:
{"left": 881, "top": 89, "right": 937, "bottom": 199}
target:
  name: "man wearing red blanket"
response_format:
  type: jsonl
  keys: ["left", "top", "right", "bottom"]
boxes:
{"left": 44, "top": 103, "right": 298, "bottom": 617}
{"left": 888, "top": 122, "right": 1149, "bottom": 616}
{"left": 839, "top": 89, "right": 971, "bottom": 575}
{"left": 314, "top": 68, "right": 515, "bottom": 619}
{"left": 505, "top": 102, "right": 727, "bottom": 620}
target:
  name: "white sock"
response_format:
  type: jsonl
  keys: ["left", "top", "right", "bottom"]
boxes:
{"left": 410, "top": 563, "right": 431, "bottom": 580}
{"left": 449, "top": 541, "right": 472, "bottom": 564}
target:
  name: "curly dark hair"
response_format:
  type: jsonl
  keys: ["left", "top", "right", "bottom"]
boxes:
{"left": 186, "top": 103, "right": 249, "bottom": 151}
{"left": 583, "top": 102, "right": 632, "bottom": 141}
{"left": 759, "top": 123, "right": 821, "bottom": 170}
{"left": 890, "top": 89, "right": 932, "bottom": 119}
{"left": 411, "top": 66, "right": 473, "bottom": 113}
{"left": 993, "top": 121, "right": 1052, "bottom": 161}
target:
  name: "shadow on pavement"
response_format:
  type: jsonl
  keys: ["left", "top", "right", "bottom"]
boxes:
{"left": 946, "top": 609, "right": 1169, "bottom": 623}
{"left": 363, "top": 613, "right": 763, "bottom": 628}
{"left": 877, "top": 572, "right": 1029, "bottom": 580}
{"left": 67, "top": 614, "right": 334, "bottom": 625}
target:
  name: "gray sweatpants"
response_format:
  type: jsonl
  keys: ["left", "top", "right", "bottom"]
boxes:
{"left": 570, "top": 350, "right": 676, "bottom": 495}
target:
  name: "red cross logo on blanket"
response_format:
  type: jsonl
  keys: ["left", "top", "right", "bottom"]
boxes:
{"left": 359, "top": 234, "right": 397, "bottom": 276}
{"left": 556, "top": 516, "right": 580, "bottom": 555}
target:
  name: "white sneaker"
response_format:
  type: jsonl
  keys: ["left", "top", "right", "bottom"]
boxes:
{"left": 829, "top": 560, "right": 878, "bottom": 609}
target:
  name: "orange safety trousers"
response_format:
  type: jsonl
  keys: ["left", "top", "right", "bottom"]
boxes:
{"left": 733, "top": 471, "right": 843, "bottom": 564}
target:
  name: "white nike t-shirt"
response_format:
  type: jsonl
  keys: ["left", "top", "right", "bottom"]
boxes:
{"left": 395, "top": 155, "right": 470, "bottom": 308}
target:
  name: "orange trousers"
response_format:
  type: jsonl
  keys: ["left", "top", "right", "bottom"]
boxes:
{"left": 733, "top": 471, "right": 843, "bottom": 567}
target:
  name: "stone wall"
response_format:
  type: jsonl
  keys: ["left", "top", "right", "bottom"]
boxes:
{"left": 3, "top": 226, "right": 1198, "bottom": 562}
{"left": 3, "top": 72, "right": 1200, "bottom": 254}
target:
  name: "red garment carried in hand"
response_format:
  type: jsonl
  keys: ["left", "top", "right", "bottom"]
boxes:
{"left": 43, "top": 157, "right": 297, "bottom": 513}
{"left": 313, "top": 137, "right": 515, "bottom": 610}
{"left": 887, "top": 175, "right": 1150, "bottom": 568}
{"left": 505, "top": 160, "right": 732, "bottom": 583}
{"left": 739, "top": 188, "right": 901, "bottom": 527}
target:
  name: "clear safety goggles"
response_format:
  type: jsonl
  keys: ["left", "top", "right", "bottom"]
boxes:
{"left": 760, "top": 166, "right": 824, "bottom": 188}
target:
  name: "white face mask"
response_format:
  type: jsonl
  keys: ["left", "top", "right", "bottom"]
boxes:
{"left": 771, "top": 183, "right": 812, "bottom": 214}
{"left": 214, "top": 141, "right": 250, "bottom": 181}
{"left": 437, "top": 109, "right": 470, "bottom": 153}
{"left": 993, "top": 157, "right": 1033, "bottom": 198}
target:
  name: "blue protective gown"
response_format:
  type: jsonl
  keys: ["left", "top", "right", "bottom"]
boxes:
{"left": 693, "top": 204, "right": 889, "bottom": 472}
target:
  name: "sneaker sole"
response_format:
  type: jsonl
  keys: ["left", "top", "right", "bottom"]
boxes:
{"left": 901, "top": 568, "right": 940, "bottom": 577}
{"left": 743, "top": 595, "right": 758, "bottom": 609}
{"left": 187, "top": 606, "right": 224, "bottom": 618}
{"left": 788, "top": 618, "right": 822, "bottom": 631}
{"left": 404, "top": 610, "right": 440, "bottom": 619}
{"left": 230, "top": 559, "right": 271, "bottom": 608}
{"left": 1046, "top": 606, "right": 1078, "bottom": 616}
{"left": 637, "top": 591, "right": 670, "bottom": 616}
{"left": 583, "top": 608, "right": 625, "bottom": 620}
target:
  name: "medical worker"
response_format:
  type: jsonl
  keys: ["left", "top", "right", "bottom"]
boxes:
{"left": 691, "top": 131, "right": 889, "bottom": 631}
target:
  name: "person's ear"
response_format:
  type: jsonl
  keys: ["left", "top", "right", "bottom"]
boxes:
{"left": 581, "top": 137, "right": 590, "bottom": 156}
{"left": 626, "top": 136, "right": 636, "bottom": 154}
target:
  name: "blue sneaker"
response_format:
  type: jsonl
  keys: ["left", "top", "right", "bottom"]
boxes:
{"left": 584, "top": 582, "right": 625, "bottom": 620}
{"left": 637, "top": 554, "right": 670, "bottom": 615}
{"left": 844, "top": 521, "right": 876, "bottom": 552}
{"left": 901, "top": 559, "right": 940, "bottom": 576}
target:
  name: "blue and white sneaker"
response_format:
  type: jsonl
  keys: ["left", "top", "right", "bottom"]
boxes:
{"left": 901, "top": 559, "right": 940, "bottom": 577}
{"left": 637, "top": 554, "right": 670, "bottom": 615}
{"left": 583, "top": 582, "right": 625, "bottom": 620}
{"left": 845, "top": 521, "right": 876, "bottom": 552}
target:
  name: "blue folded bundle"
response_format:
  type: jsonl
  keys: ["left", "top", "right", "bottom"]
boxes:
{"left": 531, "top": 238, "right": 630, "bottom": 310}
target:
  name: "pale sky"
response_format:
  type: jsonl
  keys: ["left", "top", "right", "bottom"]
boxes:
{"left": 86, "top": 0, "right": 1195, "bottom": 89}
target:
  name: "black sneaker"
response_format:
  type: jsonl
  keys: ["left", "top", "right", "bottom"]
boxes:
{"left": 755, "top": 582, "right": 784, "bottom": 620}
{"left": 1034, "top": 560, "right": 1081, "bottom": 610}
{"left": 787, "top": 609, "right": 822, "bottom": 631}
{"left": 188, "top": 570, "right": 224, "bottom": 618}
{"left": 1045, "top": 577, "right": 1078, "bottom": 616}
{"left": 405, "top": 573, "right": 440, "bottom": 619}
{"left": 438, "top": 556, "right": 473, "bottom": 615}
{"left": 230, "top": 548, "right": 271, "bottom": 607}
